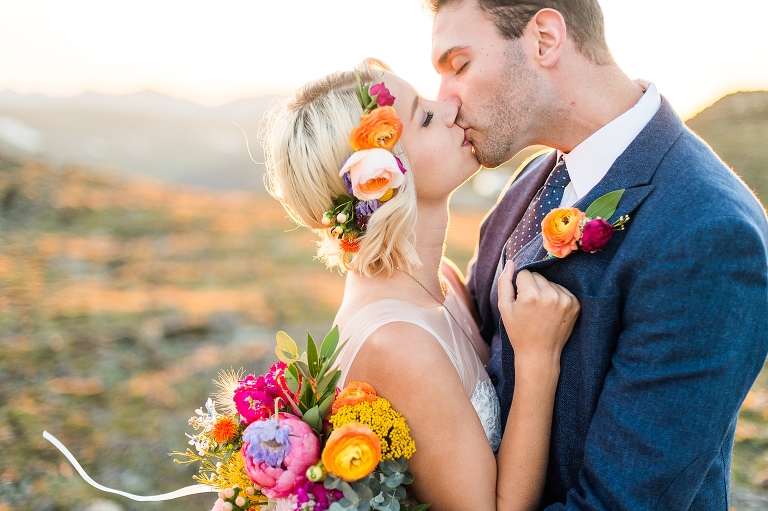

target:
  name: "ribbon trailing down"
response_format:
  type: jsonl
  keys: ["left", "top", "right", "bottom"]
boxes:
{"left": 43, "top": 431, "right": 217, "bottom": 502}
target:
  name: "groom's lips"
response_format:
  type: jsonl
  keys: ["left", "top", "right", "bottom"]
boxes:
{"left": 462, "top": 129, "right": 472, "bottom": 147}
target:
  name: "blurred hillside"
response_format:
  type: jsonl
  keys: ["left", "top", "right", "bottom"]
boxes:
{"left": 0, "top": 91, "right": 275, "bottom": 191}
{"left": 687, "top": 91, "right": 768, "bottom": 203}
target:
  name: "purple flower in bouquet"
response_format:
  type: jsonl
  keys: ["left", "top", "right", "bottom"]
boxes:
{"left": 242, "top": 413, "right": 320, "bottom": 499}
{"left": 580, "top": 218, "right": 615, "bottom": 253}
{"left": 233, "top": 362, "right": 298, "bottom": 425}
{"left": 296, "top": 480, "right": 343, "bottom": 511}
{"left": 370, "top": 83, "right": 395, "bottom": 107}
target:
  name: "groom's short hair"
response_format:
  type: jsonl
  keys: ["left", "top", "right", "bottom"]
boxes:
{"left": 428, "top": 0, "right": 611, "bottom": 64}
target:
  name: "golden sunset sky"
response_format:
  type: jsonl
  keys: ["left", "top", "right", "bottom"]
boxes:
{"left": 1, "top": 0, "right": 766, "bottom": 119}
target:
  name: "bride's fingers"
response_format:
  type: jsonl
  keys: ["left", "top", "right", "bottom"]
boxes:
{"left": 498, "top": 260, "right": 517, "bottom": 307}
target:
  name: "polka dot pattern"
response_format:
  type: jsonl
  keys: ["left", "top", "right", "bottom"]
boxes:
{"left": 504, "top": 158, "right": 571, "bottom": 261}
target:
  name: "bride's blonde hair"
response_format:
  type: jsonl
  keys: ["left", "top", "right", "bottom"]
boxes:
{"left": 261, "top": 59, "right": 420, "bottom": 277}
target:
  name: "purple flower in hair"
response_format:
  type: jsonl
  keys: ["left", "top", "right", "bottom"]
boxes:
{"left": 355, "top": 200, "right": 381, "bottom": 217}
{"left": 341, "top": 171, "right": 354, "bottom": 195}
{"left": 394, "top": 155, "right": 407, "bottom": 174}
{"left": 370, "top": 83, "right": 395, "bottom": 107}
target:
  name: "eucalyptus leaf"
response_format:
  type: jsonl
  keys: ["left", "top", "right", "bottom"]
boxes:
{"left": 383, "top": 459, "right": 401, "bottom": 473}
{"left": 315, "top": 370, "right": 341, "bottom": 400}
{"left": 386, "top": 473, "right": 404, "bottom": 488}
{"left": 294, "top": 360, "right": 312, "bottom": 380}
{"left": 285, "top": 371, "right": 299, "bottom": 395}
{"left": 320, "top": 326, "right": 340, "bottom": 361}
{"left": 393, "top": 486, "right": 406, "bottom": 500}
{"left": 353, "top": 481, "right": 374, "bottom": 502}
{"left": 320, "top": 340, "right": 348, "bottom": 378}
{"left": 357, "top": 501, "right": 371, "bottom": 511}
{"left": 317, "top": 391, "right": 336, "bottom": 420}
{"left": 275, "top": 331, "right": 299, "bottom": 363}
{"left": 340, "top": 482, "right": 360, "bottom": 503}
{"left": 300, "top": 377, "right": 315, "bottom": 409}
{"left": 325, "top": 475, "right": 342, "bottom": 490}
{"left": 584, "top": 189, "right": 625, "bottom": 221}
{"left": 401, "top": 472, "right": 414, "bottom": 485}
{"left": 373, "top": 492, "right": 385, "bottom": 504}
{"left": 395, "top": 457, "right": 408, "bottom": 472}
{"left": 303, "top": 406, "right": 322, "bottom": 432}
{"left": 307, "top": 331, "right": 319, "bottom": 376}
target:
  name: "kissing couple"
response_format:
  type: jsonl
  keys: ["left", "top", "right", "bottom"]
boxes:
{"left": 262, "top": 0, "right": 768, "bottom": 509}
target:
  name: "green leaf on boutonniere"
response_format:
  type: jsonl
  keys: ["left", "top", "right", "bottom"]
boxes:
{"left": 584, "top": 189, "right": 625, "bottom": 221}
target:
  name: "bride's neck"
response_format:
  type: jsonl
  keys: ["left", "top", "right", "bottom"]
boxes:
{"left": 346, "top": 198, "right": 450, "bottom": 303}
{"left": 408, "top": 199, "right": 451, "bottom": 292}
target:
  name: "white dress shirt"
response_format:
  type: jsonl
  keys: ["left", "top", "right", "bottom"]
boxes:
{"left": 560, "top": 83, "right": 661, "bottom": 207}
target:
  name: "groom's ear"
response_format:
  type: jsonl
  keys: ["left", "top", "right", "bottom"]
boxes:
{"left": 528, "top": 8, "right": 567, "bottom": 69}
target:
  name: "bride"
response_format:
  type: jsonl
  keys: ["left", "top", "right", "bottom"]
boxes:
{"left": 262, "top": 59, "right": 580, "bottom": 511}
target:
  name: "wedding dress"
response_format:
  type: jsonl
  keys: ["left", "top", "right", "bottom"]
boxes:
{"left": 336, "top": 278, "right": 502, "bottom": 453}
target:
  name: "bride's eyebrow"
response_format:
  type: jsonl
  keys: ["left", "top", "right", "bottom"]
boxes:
{"left": 411, "top": 94, "right": 420, "bottom": 121}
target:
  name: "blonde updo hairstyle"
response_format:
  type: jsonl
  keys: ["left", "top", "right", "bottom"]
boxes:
{"left": 262, "top": 59, "right": 420, "bottom": 277}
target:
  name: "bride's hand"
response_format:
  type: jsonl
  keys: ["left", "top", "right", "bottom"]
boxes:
{"left": 498, "top": 261, "right": 580, "bottom": 370}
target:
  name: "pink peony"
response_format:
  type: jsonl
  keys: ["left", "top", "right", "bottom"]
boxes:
{"left": 580, "top": 218, "right": 615, "bottom": 253}
{"left": 233, "top": 362, "right": 298, "bottom": 425}
{"left": 241, "top": 413, "right": 320, "bottom": 499}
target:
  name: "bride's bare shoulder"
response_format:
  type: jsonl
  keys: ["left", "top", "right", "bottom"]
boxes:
{"left": 345, "top": 321, "right": 456, "bottom": 385}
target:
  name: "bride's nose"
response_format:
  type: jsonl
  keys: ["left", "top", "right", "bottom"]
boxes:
{"left": 442, "top": 104, "right": 459, "bottom": 127}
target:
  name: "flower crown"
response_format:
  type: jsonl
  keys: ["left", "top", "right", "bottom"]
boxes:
{"left": 321, "top": 73, "right": 407, "bottom": 254}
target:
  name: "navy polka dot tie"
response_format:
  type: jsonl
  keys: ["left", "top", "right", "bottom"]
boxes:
{"left": 504, "top": 157, "right": 571, "bottom": 260}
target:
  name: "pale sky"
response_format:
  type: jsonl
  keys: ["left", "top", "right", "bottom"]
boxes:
{"left": 1, "top": 0, "right": 767, "bottom": 119}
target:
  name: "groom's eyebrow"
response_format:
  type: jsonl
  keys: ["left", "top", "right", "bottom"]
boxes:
{"left": 436, "top": 45, "right": 469, "bottom": 70}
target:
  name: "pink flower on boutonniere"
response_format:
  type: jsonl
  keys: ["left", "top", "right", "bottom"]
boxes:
{"left": 370, "top": 83, "right": 395, "bottom": 107}
{"left": 580, "top": 218, "right": 615, "bottom": 252}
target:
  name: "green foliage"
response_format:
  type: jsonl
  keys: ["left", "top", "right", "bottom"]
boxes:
{"left": 324, "top": 457, "right": 424, "bottom": 511}
{"left": 584, "top": 189, "right": 624, "bottom": 221}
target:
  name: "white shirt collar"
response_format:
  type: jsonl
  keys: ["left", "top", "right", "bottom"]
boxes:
{"left": 561, "top": 82, "right": 661, "bottom": 201}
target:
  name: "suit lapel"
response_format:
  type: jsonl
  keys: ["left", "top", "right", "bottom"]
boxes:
{"left": 512, "top": 97, "right": 684, "bottom": 272}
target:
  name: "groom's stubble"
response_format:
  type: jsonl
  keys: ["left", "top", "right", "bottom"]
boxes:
{"left": 462, "top": 40, "right": 541, "bottom": 169}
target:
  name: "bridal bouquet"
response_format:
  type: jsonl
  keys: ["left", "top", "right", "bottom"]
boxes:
{"left": 172, "top": 326, "right": 428, "bottom": 511}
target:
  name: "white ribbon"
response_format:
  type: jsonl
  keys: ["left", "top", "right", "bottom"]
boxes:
{"left": 43, "top": 431, "right": 217, "bottom": 501}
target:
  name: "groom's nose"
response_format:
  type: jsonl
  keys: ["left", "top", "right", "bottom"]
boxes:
{"left": 437, "top": 80, "right": 462, "bottom": 109}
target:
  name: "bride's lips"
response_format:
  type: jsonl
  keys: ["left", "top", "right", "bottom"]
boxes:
{"left": 462, "top": 129, "right": 472, "bottom": 147}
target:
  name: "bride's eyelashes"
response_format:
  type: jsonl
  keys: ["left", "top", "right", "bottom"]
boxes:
{"left": 421, "top": 111, "right": 434, "bottom": 128}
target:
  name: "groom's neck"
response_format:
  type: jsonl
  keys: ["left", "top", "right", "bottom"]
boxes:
{"left": 545, "top": 61, "right": 644, "bottom": 153}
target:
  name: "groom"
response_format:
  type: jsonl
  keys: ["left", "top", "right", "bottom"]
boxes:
{"left": 430, "top": 0, "right": 768, "bottom": 509}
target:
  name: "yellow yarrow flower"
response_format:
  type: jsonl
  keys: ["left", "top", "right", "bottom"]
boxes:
{"left": 329, "top": 397, "right": 416, "bottom": 460}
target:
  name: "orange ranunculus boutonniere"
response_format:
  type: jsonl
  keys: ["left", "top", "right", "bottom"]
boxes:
{"left": 332, "top": 381, "right": 377, "bottom": 415}
{"left": 541, "top": 189, "right": 631, "bottom": 259}
{"left": 541, "top": 207, "right": 585, "bottom": 258}
{"left": 349, "top": 106, "right": 403, "bottom": 151}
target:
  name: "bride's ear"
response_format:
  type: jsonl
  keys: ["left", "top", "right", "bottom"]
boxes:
{"left": 529, "top": 8, "right": 566, "bottom": 69}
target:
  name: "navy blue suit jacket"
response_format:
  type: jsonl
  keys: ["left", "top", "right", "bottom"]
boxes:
{"left": 467, "top": 98, "right": 768, "bottom": 510}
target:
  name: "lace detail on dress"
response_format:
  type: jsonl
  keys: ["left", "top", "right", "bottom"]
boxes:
{"left": 470, "top": 380, "right": 501, "bottom": 453}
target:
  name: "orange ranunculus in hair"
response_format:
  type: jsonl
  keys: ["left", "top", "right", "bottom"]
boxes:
{"left": 332, "top": 382, "right": 377, "bottom": 415}
{"left": 322, "top": 422, "right": 381, "bottom": 482}
{"left": 541, "top": 207, "right": 586, "bottom": 258}
{"left": 349, "top": 106, "right": 403, "bottom": 151}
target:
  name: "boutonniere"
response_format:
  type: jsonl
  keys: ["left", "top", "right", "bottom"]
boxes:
{"left": 542, "top": 189, "right": 630, "bottom": 259}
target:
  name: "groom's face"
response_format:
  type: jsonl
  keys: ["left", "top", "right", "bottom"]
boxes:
{"left": 432, "top": 0, "right": 539, "bottom": 168}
